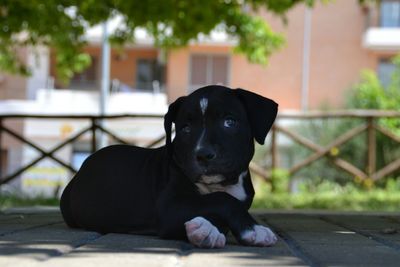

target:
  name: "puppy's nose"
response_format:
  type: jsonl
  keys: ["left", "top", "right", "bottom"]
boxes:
{"left": 195, "top": 147, "right": 217, "bottom": 163}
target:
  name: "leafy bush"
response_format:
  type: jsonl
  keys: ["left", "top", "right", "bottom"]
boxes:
{"left": 0, "top": 195, "right": 59, "bottom": 210}
{"left": 252, "top": 58, "right": 400, "bottom": 210}
{"left": 272, "top": 56, "right": 400, "bottom": 189}
{"left": 342, "top": 56, "right": 400, "bottom": 179}
{"left": 346, "top": 68, "right": 400, "bottom": 135}
{"left": 252, "top": 178, "right": 400, "bottom": 211}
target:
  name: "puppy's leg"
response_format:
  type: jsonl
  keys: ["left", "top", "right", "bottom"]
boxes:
{"left": 184, "top": 217, "right": 226, "bottom": 248}
{"left": 157, "top": 191, "right": 277, "bottom": 247}
{"left": 240, "top": 225, "right": 277, "bottom": 246}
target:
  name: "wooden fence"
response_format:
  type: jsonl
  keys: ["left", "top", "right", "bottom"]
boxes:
{"left": 0, "top": 110, "right": 399, "bottom": 187}
{"left": 250, "top": 110, "right": 400, "bottom": 183}
{"left": 0, "top": 114, "right": 165, "bottom": 186}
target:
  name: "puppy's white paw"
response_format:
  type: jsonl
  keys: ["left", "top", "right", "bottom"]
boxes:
{"left": 240, "top": 225, "right": 278, "bottom": 247}
{"left": 184, "top": 217, "right": 226, "bottom": 248}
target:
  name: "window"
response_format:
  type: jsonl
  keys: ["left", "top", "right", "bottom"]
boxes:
{"left": 70, "top": 56, "right": 98, "bottom": 90}
{"left": 378, "top": 59, "right": 396, "bottom": 87}
{"left": 136, "top": 59, "right": 164, "bottom": 91}
{"left": 189, "top": 54, "right": 229, "bottom": 93}
{"left": 381, "top": 0, "right": 400, "bottom": 27}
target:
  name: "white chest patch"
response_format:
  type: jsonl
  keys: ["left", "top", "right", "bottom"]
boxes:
{"left": 200, "top": 174, "right": 225, "bottom": 184}
{"left": 195, "top": 171, "right": 248, "bottom": 201}
{"left": 199, "top": 98, "right": 208, "bottom": 115}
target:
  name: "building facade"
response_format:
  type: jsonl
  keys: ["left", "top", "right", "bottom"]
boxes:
{"left": 0, "top": 0, "right": 399, "bottom": 196}
{"left": 49, "top": 0, "right": 400, "bottom": 110}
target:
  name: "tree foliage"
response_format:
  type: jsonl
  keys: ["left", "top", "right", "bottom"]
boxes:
{"left": 1, "top": 0, "right": 332, "bottom": 81}
{"left": 344, "top": 59, "right": 400, "bottom": 181}
{"left": 348, "top": 55, "right": 400, "bottom": 134}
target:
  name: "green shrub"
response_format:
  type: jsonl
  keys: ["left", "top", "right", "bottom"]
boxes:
{"left": 252, "top": 178, "right": 400, "bottom": 211}
{"left": 0, "top": 195, "right": 59, "bottom": 210}
{"left": 267, "top": 55, "right": 400, "bottom": 190}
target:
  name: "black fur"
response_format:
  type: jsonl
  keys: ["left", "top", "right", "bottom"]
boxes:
{"left": 60, "top": 85, "right": 278, "bottom": 244}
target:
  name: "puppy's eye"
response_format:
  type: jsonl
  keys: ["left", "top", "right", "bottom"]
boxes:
{"left": 181, "top": 125, "right": 191, "bottom": 133}
{"left": 223, "top": 118, "right": 237, "bottom": 128}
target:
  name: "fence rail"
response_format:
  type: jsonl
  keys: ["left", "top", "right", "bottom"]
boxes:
{"left": 0, "top": 110, "right": 399, "bottom": 187}
{"left": 264, "top": 110, "right": 400, "bottom": 183}
{"left": 0, "top": 114, "right": 165, "bottom": 186}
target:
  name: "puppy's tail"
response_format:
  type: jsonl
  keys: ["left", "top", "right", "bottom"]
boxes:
{"left": 60, "top": 179, "right": 79, "bottom": 228}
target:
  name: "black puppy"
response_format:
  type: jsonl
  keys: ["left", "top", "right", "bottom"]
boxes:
{"left": 60, "top": 85, "right": 278, "bottom": 248}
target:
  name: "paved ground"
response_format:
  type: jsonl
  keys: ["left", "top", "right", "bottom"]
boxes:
{"left": 0, "top": 207, "right": 399, "bottom": 267}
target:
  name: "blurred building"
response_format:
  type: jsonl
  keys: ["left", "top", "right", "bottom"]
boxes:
{"left": 0, "top": 0, "right": 399, "bottom": 196}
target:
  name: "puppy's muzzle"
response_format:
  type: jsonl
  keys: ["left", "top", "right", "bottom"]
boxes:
{"left": 195, "top": 146, "right": 217, "bottom": 165}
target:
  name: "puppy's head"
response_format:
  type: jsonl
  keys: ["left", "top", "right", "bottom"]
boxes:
{"left": 164, "top": 85, "right": 278, "bottom": 185}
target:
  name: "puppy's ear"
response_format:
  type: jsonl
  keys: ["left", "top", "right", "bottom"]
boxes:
{"left": 234, "top": 88, "right": 278, "bottom": 145}
{"left": 164, "top": 96, "right": 186, "bottom": 153}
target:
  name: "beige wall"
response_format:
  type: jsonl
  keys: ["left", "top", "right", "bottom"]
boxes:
{"left": 51, "top": 46, "right": 159, "bottom": 89}
{"left": 167, "top": 0, "right": 395, "bottom": 110}
{"left": 0, "top": 48, "right": 28, "bottom": 100}
{"left": 0, "top": 49, "right": 28, "bottom": 152}
{"left": 166, "top": 48, "right": 189, "bottom": 102}
{"left": 231, "top": 5, "right": 306, "bottom": 109}
{"left": 166, "top": 45, "right": 231, "bottom": 102}
{"left": 4, "top": 0, "right": 398, "bottom": 111}
{"left": 306, "top": 0, "right": 376, "bottom": 109}
{"left": 0, "top": 74, "right": 27, "bottom": 99}
{"left": 110, "top": 47, "right": 158, "bottom": 87}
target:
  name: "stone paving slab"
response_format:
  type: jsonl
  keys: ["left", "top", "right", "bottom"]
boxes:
{"left": 1, "top": 207, "right": 400, "bottom": 267}
{"left": 0, "top": 214, "right": 63, "bottom": 236}
{"left": 26, "top": 233, "right": 306, "bottom": 267}
{"left": 323, "top": 215, "right": 400, "bottom": 252}
{"left": 258, "top": 213, "right": 400, "bottom": 266}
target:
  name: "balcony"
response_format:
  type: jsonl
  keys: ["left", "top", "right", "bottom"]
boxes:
{"left": 363, "top": 27, "right": 400, "bottom": 51}
{"left": 362, "top": 1, "right": 400, "bottom": 51}
{"left": 20, "top": 88, "right": 168, "bottom": 115}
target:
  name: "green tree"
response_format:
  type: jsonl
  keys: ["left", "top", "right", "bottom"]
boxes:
{"left": 1, "top": 0, "right": 369, "bottom": 81}
{"left": 348, "top": 55, "right": 400, "bottom": 134}
{"left": 273, "top": 54, "right": 400, "bottom": 190}
{"left": 343, "top": 55, "right": 400, "bottom": 178}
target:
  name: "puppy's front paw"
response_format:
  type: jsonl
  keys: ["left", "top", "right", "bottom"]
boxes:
{"left": 184, "top": 217, "right": 226, "bottom": 248}
{"left": 240, "top": 225, "right": 278, "bottom": 247}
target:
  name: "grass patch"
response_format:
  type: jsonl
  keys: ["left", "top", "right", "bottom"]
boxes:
{"left": 2, "top": 192, "right": 398, "bottom": 212}
{"left": 252, "top": 178, "right": 400, "bottom": 211}
{"left": 252, "top": 191, "right": 400, "bottom": 211}
{"left": 0, "top": 195, "right": 59, "bottom": 210}
{"left": 1, "top": 178, "right": 399, "bottom": 212}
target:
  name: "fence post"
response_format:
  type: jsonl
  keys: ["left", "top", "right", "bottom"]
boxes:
{"left": 91, "top": 118, "right": 97, "bottom": 153}
{"left": 367, "top": 117, "right": 376, "bottom": 177}
{"left": 0, "top": 118, "right": 2, "bottom": 179}
{"left": 271, "top": 125, "right": 277, "bottom": 170}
